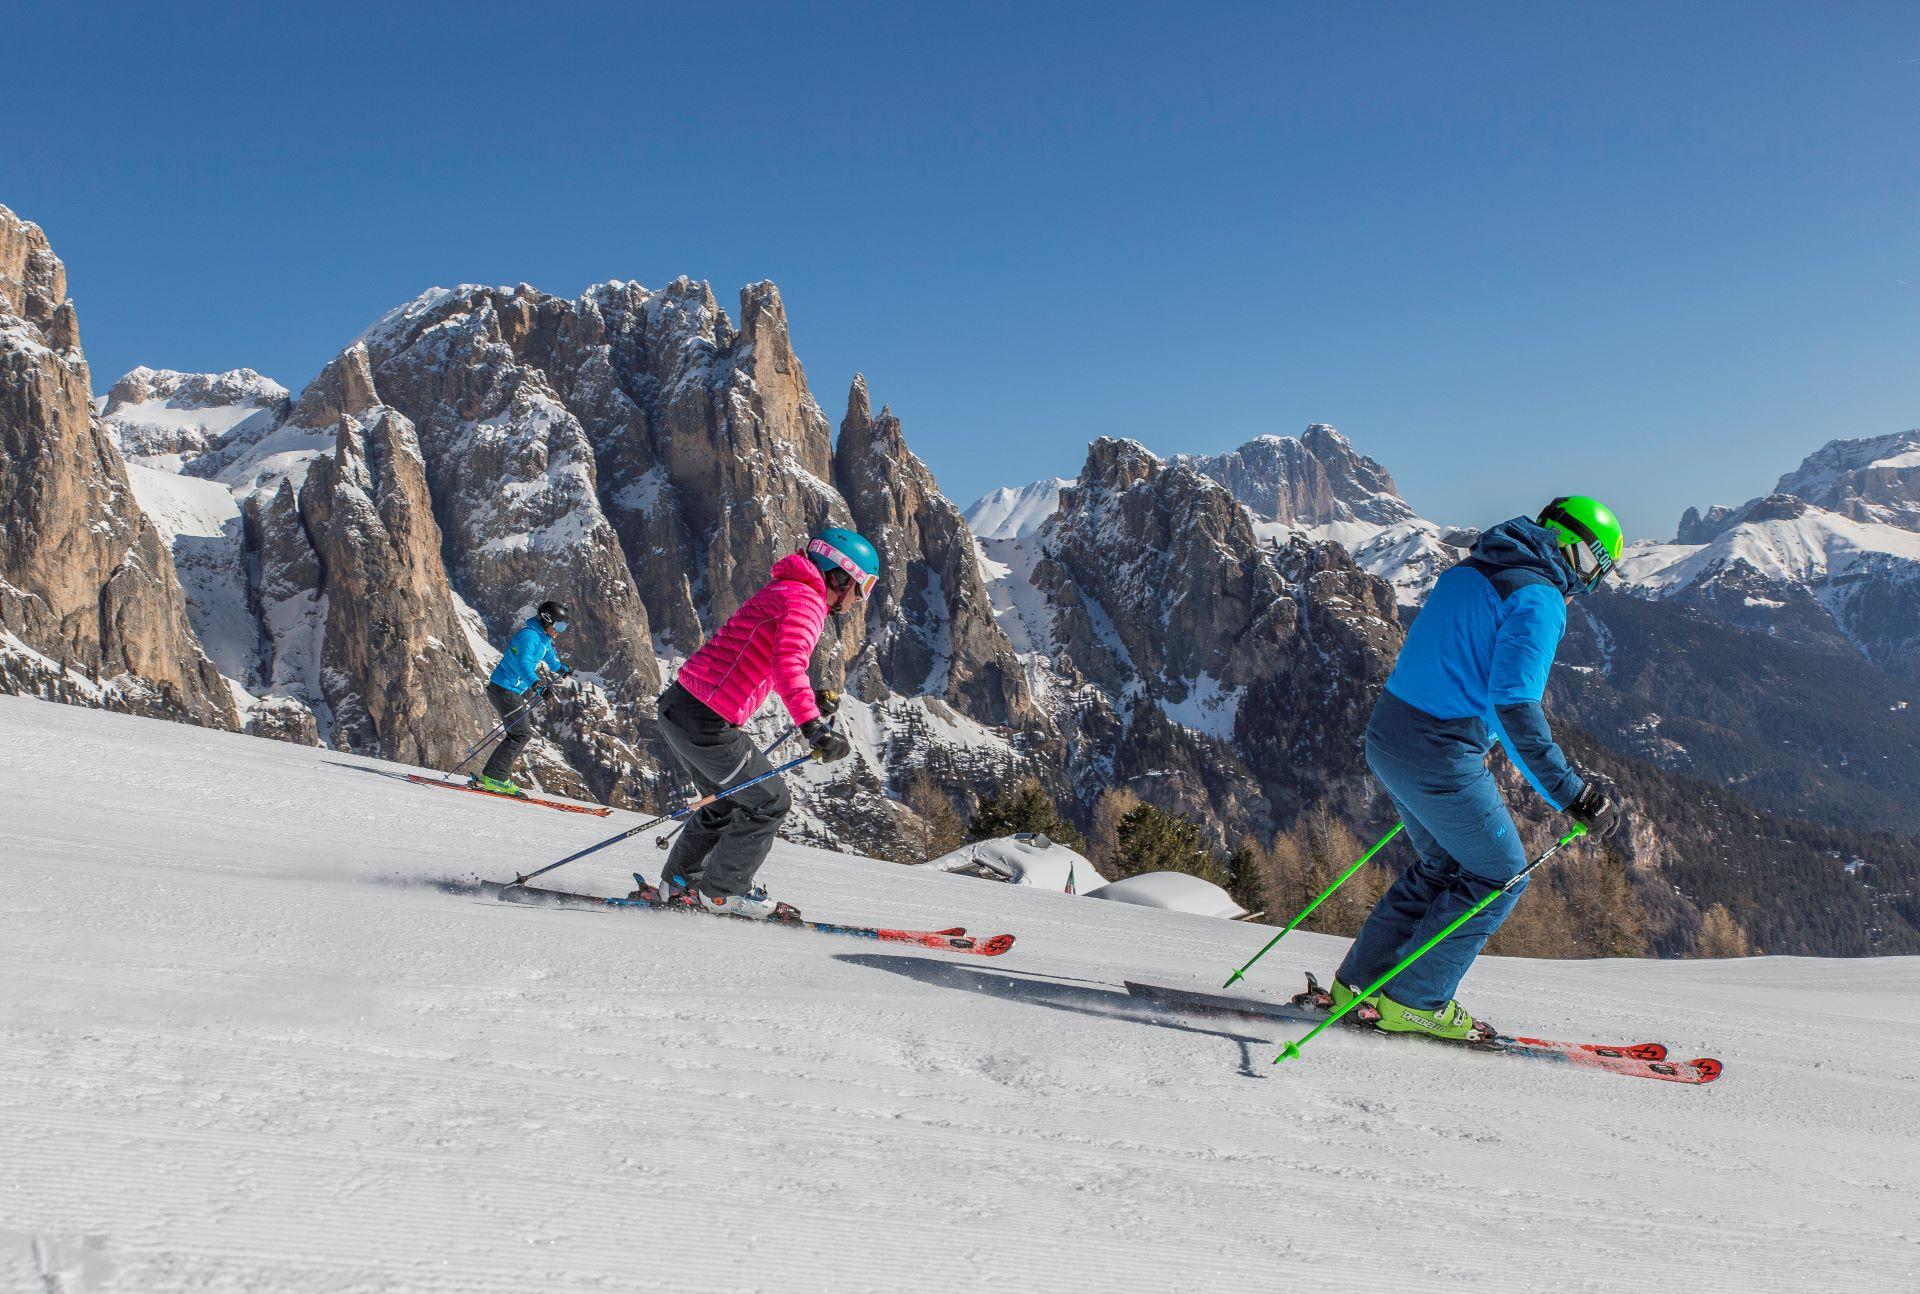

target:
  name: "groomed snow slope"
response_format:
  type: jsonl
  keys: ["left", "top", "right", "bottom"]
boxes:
{"left": 3, "top": 697, "right": 1917, "bottom": 1293}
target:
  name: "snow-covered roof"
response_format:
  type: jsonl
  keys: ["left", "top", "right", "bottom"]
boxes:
{"left": 1083, "top": 870, "right": 1248, "bottom": 919}
{"left": 920, "top": 833, "right": 1105, "bottom": 892}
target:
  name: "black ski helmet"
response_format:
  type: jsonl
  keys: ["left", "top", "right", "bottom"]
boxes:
{"left": 536, "top": 600, "right": 570, "bottom": 632}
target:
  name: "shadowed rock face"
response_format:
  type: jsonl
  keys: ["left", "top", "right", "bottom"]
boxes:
{"left": 351, "top": 287, "right": 662, "bottom": 706}
{"left": 1029, "top": 437, "right": 1405, "bottom": 835}
{"left": 0, "top": 204, "right": 236, "bottom": 727}
{"left": 835, "top": 375, "right": 1034, "bottom": 727}
{"left": 290, "top": 347, "right": 496, "bottom": 764}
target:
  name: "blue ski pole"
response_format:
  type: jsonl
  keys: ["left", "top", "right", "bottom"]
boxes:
{"left": 654, "top": 723, "right": 800, "bottom": 849}
{"left": 503, "top": 752, "right": 815, "bottom": 891}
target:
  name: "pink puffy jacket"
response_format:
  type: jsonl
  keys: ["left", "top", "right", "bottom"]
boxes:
{"left": 675, "top": 553, "right": 830, "bottom": 727}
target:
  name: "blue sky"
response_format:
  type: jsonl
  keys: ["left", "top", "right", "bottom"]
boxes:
{"left": 7, "top": 2, "right": 1919, "bottom": 536}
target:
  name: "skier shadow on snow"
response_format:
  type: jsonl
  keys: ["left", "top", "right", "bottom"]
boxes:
{"left": 835, "top": 954, "right": 1270, "bottom": 1079}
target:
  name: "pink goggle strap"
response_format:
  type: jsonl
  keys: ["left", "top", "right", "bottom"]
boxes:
{"left": 809, "top": 539, "right": 877, "bottom": 598}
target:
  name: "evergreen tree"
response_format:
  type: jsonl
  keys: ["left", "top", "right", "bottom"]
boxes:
{"left": 965, "top": 778, "right": 1087, "bottom": 852}
{"left": 1107, "top": 803, "right": 1225, "bottom": 885}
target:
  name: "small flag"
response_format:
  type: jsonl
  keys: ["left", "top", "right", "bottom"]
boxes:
{"left": 1066, "top": 861, "right": 1077, "bottom": 896}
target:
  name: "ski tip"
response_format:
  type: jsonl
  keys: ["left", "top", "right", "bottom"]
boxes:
{"left": 979, "top": 934, "right": 1015, "bottom": 957}
{"left": 1624, "top": 1043, "right": 1668, "bottom": 1062}
{"left": 1688, "top": 1057, "right": 1725, "bottom": 1084}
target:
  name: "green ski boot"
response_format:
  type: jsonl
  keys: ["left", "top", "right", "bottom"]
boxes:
{"left": 1329, "top": 979, "right": 1376, "bottom": 1012}
{"left": 471, "top": 773, "right": 524, "bottom": 797}
{"left": 1368, "top": 991, "right": 1491, "bottom": 1042}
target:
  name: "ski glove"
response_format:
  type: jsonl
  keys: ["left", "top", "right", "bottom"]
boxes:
{"left": 1566, "top": 774, "right": 1624, "bottom": 840}
{"left": 557, "top": 663, "right": 574, "bottom": 678}
{"left": 813, "top": 687, "right": 840, "bottom": 719}
{"left": 802, "top": 717, "right": 851, "bottom": 764}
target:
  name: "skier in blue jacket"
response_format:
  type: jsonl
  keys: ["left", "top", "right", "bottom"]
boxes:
{"left": 1331, "top": 497, "right": 1627, "bottom": 1040}
{"left": 473, "top": 600, "right": 573, "bottom": 796}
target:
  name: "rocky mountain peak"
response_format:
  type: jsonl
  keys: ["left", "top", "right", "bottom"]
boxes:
{"left": 0, "top": 205, "right": 236, "bottom": 727}
{"left": 104, "top": 367, "right": 289, "bottom": 414}
{"left": 0, "top": 205, "right": 69, "bottom": 336}
{"left": 1170, "top": 423, "right": 1415, "bottom": 528}
{"left": 290, "top": 344, "right": 382, "bottom": 429}
{"left": 1773, "top": 430, "right": 1920, "bottom": 532}
{"left": 835, "top": 376, "right": 1033, "bottom": 725}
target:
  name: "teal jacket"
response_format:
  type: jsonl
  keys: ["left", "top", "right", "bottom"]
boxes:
{"left": 489, "top": 619, "right": 563, "bottom": 694}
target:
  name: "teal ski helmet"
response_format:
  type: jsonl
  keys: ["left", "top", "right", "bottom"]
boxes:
{"left": 807, "top": 527, "right": 880, "bottom": 599}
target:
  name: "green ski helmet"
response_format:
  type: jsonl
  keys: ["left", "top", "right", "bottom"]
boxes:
{"left": 1537, "top": 496, "right": 1625, "bottom": 593}
{"left": 806, "top": 526, "right": 881, "bottom": 599}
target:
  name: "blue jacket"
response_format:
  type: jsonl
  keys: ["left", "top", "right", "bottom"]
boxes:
{"left": 489, "top": 619, "right": 564, "bottom": 694}
{"left": 1379, "top": 518, "right": 1586, "bottom": 809}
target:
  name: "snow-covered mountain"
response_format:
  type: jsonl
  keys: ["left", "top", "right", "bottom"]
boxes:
{"left": 7, "top": 695, "right": 1920, "bottom": 1290}
{"left": 1769, "top": 428, "right": 1920, "bottom": 531}
{"left": 1620, "top": 434, "right": 1920, "bottom": 680}
{"left": 961, "top": 476, "right": 1073, "bottom": 540}
{"left": 969, "top": 425, "right": 1466, "bottom": 607}
{"left": 100, "top": 366, "right": 289, "bottom": 464}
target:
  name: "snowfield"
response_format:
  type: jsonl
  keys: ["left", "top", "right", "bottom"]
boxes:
{"left": 3, "top": 697, "right": 1918, "bottom": 1293}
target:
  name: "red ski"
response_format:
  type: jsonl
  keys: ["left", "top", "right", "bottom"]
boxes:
{"left": 1125, "top": 978, "right": 1722, "bottom": 1085}
{"left": 405, "top": 774, "right": 612, "bottom": 817}
{"left": 482, "top": 881, "right": 1015, "bottom": 957}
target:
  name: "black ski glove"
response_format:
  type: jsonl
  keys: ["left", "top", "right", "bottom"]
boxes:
{"left": 1566, "top": 773, "right": 1624, "bottom": 840}
{"left": 557, "top": 663, "right": 574, "bottom": 678}
{"left": 801, "top": 717, "right": 851, "bottom": 764}
{"left": 813, "top": 687, "right": 840, "bottom": 719}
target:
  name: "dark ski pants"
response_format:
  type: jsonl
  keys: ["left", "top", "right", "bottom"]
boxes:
{"left": 1335, "top": 702, "right": 1533, "bottom": 1012}
{"left": 657, "top": 682, "right": 790, "bottom": 899}
{"left": 480, "top": 683, "right": 537, "bottom": 780}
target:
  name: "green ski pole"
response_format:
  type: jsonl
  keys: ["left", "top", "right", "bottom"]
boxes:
{"left": 1223, "top": 823, "right": 1404, "bottom": 989}
{"left": 1274, "top": 825, "right": 1588, "bottom": 1066}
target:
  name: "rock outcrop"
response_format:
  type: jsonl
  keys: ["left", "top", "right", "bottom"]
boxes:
{"left": 288, "top": 346, "right": 496, "bottom": 763}
{"left": 835, "top": 376, "right": 1033, "bottom": 726}
{"left": 0, "top": 205, "right": 236, "bottom": 727}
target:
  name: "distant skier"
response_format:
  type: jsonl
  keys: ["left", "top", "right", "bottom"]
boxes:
{"left": 1330, "top": 497, "right": 1627, "bottom": 1039}
{"left": 640, "top": 528, "right": 876, "bottom": 920}
{"left": 471, "top": 600, "right": 574, "bottom": 797}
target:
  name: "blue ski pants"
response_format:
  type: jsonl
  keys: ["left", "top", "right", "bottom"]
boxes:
{"left": 1335, "top": 694, "right": 1533, "bottom": 1011}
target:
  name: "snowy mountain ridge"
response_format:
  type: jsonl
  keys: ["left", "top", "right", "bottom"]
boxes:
{"left": 1620, "top": 435, "right": 1920, "bottom": 679}
{"left": 961, "top": 476, "right": 1074, "bottom": 540}
{"left": 967, "top": 424, "right": 1466, "bottom": 606}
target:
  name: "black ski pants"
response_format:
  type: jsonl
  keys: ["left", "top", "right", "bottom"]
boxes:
{"left": 657, "top": 682, "right": 791, "bottom": 898}
{"left": 480, "top": 683, "right": 537, "bottom": 780}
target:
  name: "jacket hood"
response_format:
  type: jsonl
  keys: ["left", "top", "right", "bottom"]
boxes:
{"left": 1470, "top": 517, "right": 1580, "bottom": 596}
{"left": 771, "top": 551, "right": 829, "bottom": 592}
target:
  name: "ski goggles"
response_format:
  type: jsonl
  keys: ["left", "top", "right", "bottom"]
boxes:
{"left": 552, "top": 621, "right": 568, "bottom": 633}
{"left": 809, "top": 538, "right": 878, "bottom": 599}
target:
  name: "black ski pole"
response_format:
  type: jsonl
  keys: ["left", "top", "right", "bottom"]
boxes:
{"left": 445, "top": 681, "right": 548, "bottom": 782}
{"left": 503, "top": 752, "right": 816, "bottom": 891}
{"left": 654, "top": 723, "right": 800, "bottom": 849}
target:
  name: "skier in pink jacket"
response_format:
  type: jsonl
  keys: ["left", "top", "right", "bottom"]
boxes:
{"left": 647, "top": 527, "right": 880, "bottom": 920}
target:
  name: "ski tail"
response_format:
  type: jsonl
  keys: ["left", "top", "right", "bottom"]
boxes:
{"left": 405, "top": 774, "right": 611, "bottom": 816}
{"left": 482, "top": 881, "right": 1012, "bottom": 957}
